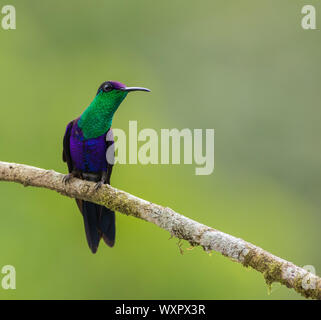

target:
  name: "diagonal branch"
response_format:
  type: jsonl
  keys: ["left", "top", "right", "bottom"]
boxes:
{"left": 0, "top": 160, "right": 320, "bottom": 299}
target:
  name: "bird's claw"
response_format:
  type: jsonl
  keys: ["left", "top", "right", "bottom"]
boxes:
{"left": 94, "top": 181, "right": 104, "bottom": 191}
{"left": 63, "top": 173, "right": 73, "bottom": 184}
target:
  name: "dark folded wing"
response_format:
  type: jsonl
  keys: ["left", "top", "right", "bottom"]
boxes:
{"left": 63, "top": 120, "right": 74, "bottom": 173}
{"left": 106, "top": 128, "right": 115, "bottom": 184}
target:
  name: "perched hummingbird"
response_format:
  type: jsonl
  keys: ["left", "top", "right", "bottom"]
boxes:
{"left": 62, "top": 81, "right": 150, "bottom": 253}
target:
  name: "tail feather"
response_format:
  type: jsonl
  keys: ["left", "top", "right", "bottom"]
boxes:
{"left": 100, "top": 207, "right": 116, "bottom": 247}
{"left": 82, "top": 201, "right": 101, "bottom": 253}
{"left": 77, "top": 199, "right": 116, "bottom": 253}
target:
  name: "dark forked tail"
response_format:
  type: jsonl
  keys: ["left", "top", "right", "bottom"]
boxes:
{"left": 77, "top": 199, "right": 115, "bottom": 253}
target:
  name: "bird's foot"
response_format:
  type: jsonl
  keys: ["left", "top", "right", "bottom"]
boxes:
{"left": 94, "top": 172, "right": 108, "bottom": 191}
{"left": 94, "top": 181, "right": 104, "bottom": 191}
{"left": 63, "top": 171, "right": 80, "bottom": 184}
{"left": 63, "top": 173, "right": 73, "bottom": 184}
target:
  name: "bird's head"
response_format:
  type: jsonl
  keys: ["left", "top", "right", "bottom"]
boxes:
{"left": 79, "top": 81, "right": 150, "bottom": 138}
{"left": 97, "top": 81, "right": 150, "bottom": 95}
{"left": 96, "top": 81, "right": 150, "bottom": 108}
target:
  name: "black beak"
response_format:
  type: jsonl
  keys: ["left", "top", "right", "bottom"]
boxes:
{"left": 122, "top": 87, "right": 151, "bottom": 92}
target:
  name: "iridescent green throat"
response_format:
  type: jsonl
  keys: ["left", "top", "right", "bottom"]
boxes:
{"left": 78, "top": 90, "right": 128, "bottom": 139}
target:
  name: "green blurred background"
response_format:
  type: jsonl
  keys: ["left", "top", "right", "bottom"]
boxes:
{"left": 0, "top": 0, "right": 320, "bottom": 299}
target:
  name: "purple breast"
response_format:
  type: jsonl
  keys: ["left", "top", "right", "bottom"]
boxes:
{"left": 69, "top": 121, "right": 108, "bottom": 173}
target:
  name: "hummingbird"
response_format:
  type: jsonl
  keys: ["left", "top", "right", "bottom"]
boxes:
{"left": 62, "top": 81, "right": 150, "bottom": 253}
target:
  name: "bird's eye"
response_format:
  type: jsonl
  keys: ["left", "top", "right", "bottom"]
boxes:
{"left": 103, "top": 83, "right": 113, "bottom": 92}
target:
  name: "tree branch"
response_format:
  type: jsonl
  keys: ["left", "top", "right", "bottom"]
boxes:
{"left": 0, "top": 160, "right": 320, "bottom": 299}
